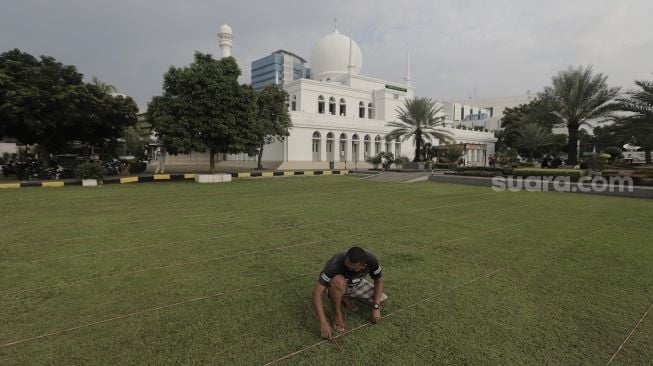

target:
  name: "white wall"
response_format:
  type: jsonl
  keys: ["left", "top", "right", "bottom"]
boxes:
{"left": 0, "top": 142, "right": 17, "bottom": 156}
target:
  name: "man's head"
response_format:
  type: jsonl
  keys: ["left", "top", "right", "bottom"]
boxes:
{"left": 344, "top": 247, "right": 367, "bottom": 272}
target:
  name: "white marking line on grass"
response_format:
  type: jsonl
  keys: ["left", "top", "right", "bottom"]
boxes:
{"left": 268, "top": 257, "right": 355, "bottom": 365}
{"left": 7, "top": 211, "right": 318, "bottom": 248}
{"left": 1, "top": 183, "right": 463, "bottom": 228}
{"left": 0, "top": 204, "right": 534, "bottom": 346}
{"left": 7, "top": 196, "right": 505, "bottom": 264}
{"left": 0, "top": 271, "right": 314, "bottom": 348}
{"left": 3, "top": 190, "right": 494, "bottom": 247}
{"left": 262, "top": 265, "right": 510, "bottom": 366}
{"left": 2, "top": 203, "right": 525, "bottom": 297}
{"left": 12, "top": 219, "right": 347, "bottom": 265}
{"left": 263, "top": 220, "right": 620, "bottom": 365}
{"left": 606, "top": 301, "right": 653, "bottom": 365}
{"left": 0, "top": 202, "right": 611, "bottom": 349}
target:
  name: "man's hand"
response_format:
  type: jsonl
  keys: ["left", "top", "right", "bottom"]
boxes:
{"left": 320, "top": 321, "right": 332, "bottom": 339}
{"left": 371, "top": 308, "right": 381, "bottom": 324}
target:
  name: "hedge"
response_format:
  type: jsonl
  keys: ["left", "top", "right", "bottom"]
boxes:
{"left": 456, "top": 167, "right": 505, "bottom": 172}
{"left": 512, "top": 168, "right": 584, "bottom": 178}
{"left": 433, "top": 163, "right": 455, "bottom": 169}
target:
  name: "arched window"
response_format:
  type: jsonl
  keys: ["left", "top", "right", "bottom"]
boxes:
{"left": 329, "top": 97, "right": 336, "bottom": 115}
{"left": 312, "top": 131, "right": 321, "bottom": 162}
{"left": 339, "top": 133, "right": 347, "bottom": 161}
{"left": 351, "top": 134, "right": 359, "bottom": 162}
{"left": 318, "top": 96, "right": 325, "bottom": 114}
{"left": 326, "top": 132, "right": 335, "bottom": 160}
{"left": 374, "top": 135, "right": 381, "bottom": 155}
{"left": 385, "top": 138, "right": 392, "bottom": 154}
{"left": 359, "top": 102, "right": 365, "bottom": 118}
{"left": 364, "top": 135, "right": 371, "bottom": 159}
{"left": 368, "top": 103, "right": 374, "bottom": 119}
{"left": 339, "top": 98, "right": 346, "bottom": 116}
{"left": 291, "top": 95, "right": 297, "bottom": 111}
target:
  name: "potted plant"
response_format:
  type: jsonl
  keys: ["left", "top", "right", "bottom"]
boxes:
{"left": 77, "top": 162, "right": 104, "bottom": 186}
{"left": 395, "top": 156, "right": 410, "bottom": 169}
{"left": 366, "top": 154, "right": 383, "bottom": 170}
{"left": 379, "top": 152, "right": 394, "bottom": 171}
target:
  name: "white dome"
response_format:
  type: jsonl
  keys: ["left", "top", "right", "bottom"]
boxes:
{"left": 219, "top": 24, "right": 232, "bottom": 34}
{"left": 310, "top": 30, "right": 363, "bottom": 80}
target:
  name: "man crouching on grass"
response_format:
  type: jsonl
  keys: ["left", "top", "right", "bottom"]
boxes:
{"left": 312, "top": 247, "right": 388, "bottom": 339}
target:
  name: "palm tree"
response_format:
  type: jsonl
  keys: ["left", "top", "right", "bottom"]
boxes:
{"left": 541, "top": 65, "right": 620, "bottom": 165}
{"left": 514, "top": 123, "right": 553, "bottom": 162}
{"left": 613, "top": 79, "right": 653, "bottom": 163}
{"left": 386, "top": 98, "right": 452, "bottom": 162}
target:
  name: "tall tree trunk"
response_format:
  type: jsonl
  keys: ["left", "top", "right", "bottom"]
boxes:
{"left": 414, "top": 131, "right": 421, "bottom": 162}
{"left": 257, "top": 145, "right": 264, "bottom": 170}
{"left": 209, "top": 148, "right": 215, "bottom": 174}
{"left": 567, "top": 124, "right": 579, "bottom": 165}
{"left": 39, "top": 144, "right": 51, "bottom": 168}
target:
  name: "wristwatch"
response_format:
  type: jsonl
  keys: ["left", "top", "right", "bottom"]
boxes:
{"left": 373, "top": 303, "right": 380, "bottom": 309}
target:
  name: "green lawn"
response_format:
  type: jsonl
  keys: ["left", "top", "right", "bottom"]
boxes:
{"left": 0, "top": 177, "right": 652, "bottom": 365}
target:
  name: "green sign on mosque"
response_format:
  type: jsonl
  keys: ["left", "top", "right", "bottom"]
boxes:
{"left": 385, "top": 84, "right": 407, "bottom": 93}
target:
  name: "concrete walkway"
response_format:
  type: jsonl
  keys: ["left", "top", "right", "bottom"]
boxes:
{"left": 428, "top": 174, "right": 653, "bottom": 199}
{"left": 361, "top": 171, "right": 433, "bottom": 183}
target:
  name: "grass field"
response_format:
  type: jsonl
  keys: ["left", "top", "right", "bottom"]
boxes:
{"left": 0, "top": 176, "right": 652, "bottom": 365}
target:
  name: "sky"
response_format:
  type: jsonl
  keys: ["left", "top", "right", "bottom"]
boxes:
{"left": 2, "top": 0, "right": 652, "bottom": 112}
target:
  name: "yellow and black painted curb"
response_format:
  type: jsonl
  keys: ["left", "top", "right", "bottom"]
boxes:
{"left": 0, "top": 170, "right": 349, "bottom": 189}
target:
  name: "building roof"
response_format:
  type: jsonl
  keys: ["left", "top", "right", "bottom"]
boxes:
{"left": 310, "top": 30, "right": 362, "bottom": 80}
{"left": 272, "top": 49, "right": 307, "bottom": 64}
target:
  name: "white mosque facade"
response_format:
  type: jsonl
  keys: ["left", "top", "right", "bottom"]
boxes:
{"left": 166, "top": 25, "right": 497, "bottom": 170}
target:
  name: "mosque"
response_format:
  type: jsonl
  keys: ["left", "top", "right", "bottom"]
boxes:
{"left": 165, "top": 24, "right": 498, "bottom": 170}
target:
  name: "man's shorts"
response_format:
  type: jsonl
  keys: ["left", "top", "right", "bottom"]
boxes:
{"left": 326, "top": 279, "right": 388, "bottom": 305}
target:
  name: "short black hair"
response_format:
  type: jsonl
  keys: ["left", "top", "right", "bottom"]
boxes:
{"left": 346, "top": 247, "right": 367, "bottom": 264}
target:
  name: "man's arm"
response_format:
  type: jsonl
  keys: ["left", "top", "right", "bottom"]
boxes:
{"left": 371, "top": 278, "right": 384, "bottom": 323}
{"left": 312, "top": 282, "right": 332, "bottom": 339}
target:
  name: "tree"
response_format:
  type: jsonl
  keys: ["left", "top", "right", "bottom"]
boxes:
{"left": 602, "top": 147, "right": 623, "bottom": 163}
{"left": 541, "top": 65, "right": 620, "bottom": 165}
{"left": 612, "top": 79, "right": 653, "bottom": 163}
{"left": 496, "top": 146, "right": 518, "bottom": 167}
{"left": 593, "top": 124, "right": 626, "bottom": 148}
{"left": 500, "top": 97, "right": 560, "bottom": 148}
{"left": 0, "top": 49, "right": 138, "bottom": 166}
{"left": 514, "top": 123, "right": 553, "bottom": 162}
{"left": 90, "top": 76, "right": 117, "bottom": 94}
{"left": 385, "top": 97, "right": 452, "bottom": 162}
{"left": 444, "top": 145, "right": 463, "bottom": 167}
{"left": 549, "top": 134, "right": 568, "bottom": 156}
{"left": 247, "top": 85, "right": 292, "bottom": 169}
{"left": 147, "top": 53, "right": 256, "bottom": 173}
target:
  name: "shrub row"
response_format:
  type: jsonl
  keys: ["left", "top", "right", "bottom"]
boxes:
{"left": 512, "top": 168, "right": 583, "bottom": 178}
{"left": 456, "top": 166, "right": 505, "bottom": 172}
{"left": 447, "top": 170, "right": 504, "bottom": 177}
{"left": 432, "top": 163, "right": 455, "bottom": 169}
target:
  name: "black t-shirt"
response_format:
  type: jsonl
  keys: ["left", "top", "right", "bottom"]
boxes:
{"left": 318, "top": 250, "right": 382, "bottom": 287}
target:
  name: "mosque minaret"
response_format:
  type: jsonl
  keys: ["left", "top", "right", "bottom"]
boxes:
{"left": 218, "top": 24, "right": 233, "bottom": 58}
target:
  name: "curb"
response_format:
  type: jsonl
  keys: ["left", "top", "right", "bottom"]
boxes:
{"left": 0, "top": 170, "right": 350, "bottom": 189}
